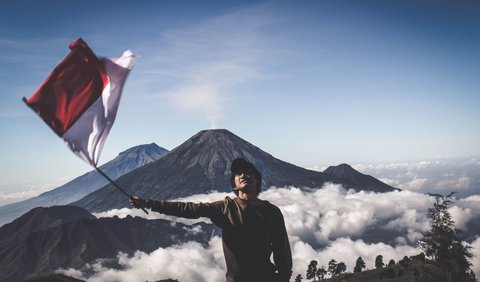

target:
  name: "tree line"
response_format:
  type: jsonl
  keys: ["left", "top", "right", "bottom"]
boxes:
{"left": 294, "top": 193, "right": 477, "bottom": 282}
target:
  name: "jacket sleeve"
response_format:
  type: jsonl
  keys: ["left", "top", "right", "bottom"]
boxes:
{"left": 272, "top": 207, "right": 293, "bottom": 282}
{"left": 147, "top": 199, "right": 224, "bottom": 222}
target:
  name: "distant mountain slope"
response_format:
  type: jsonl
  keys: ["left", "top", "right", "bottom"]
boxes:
{"left": 72, "top": 129, "right": 397, "bottom": 213}
{"left": 0, "top": 206, "right": 95, "bottom": 249}
{"left": 324, "top": 163, "right": 399, "bottom": 193}
{"left": 0, "top": 205, "right": 216, "bottom": 282}
{"left": 0, "top": 143, "right": 168, "bottom": 226}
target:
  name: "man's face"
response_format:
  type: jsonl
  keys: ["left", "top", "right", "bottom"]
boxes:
{"left": 234, "top": 168, "right": 258, "bottom": 193}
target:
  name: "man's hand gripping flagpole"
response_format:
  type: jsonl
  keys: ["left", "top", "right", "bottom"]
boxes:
{"left": 23, "top": 38, "right": 148, "bottom": 214}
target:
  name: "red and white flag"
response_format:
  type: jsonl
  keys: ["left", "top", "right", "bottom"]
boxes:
{"left": 24, "top": 38, "right": 135, "bottom": 167}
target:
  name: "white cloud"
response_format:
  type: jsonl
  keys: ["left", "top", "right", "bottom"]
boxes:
{"left": 471, "top": 237, "right": 480, "bottom": 279}
{"left": 449, "top": 205, "right": 473, "bottom": 231}
{"left": 76, "top": 185, "right": 480, "bottom": 281}
{"left": 452, "top": 194, "right": 480, "bottom": 231}
{"left": 58, "top": 235, "right": 423, "bottom": 282}
{"left": 385, "top": 209, "right": 426, "bottom": 231}
{"left": 351, "top": 157, "right": 480, "bottom": 197}
{"left": 399, "top": 178, "right": 428, "bottom": 191}
{"left": 59, "top": 237, "right": 226, "bottom": 282}
{"left": 145, "top": 4, "right": 282, "bottom": 129}
{"left": 97, "top": 185, "right": 480, "bottom": 244}
{"left": 0, "top": 183, "right": 60, "bottom": 206}
{"left": 166, "top": 62, "right": 262, "bottom": 129}
{"left": 436, "top": 176, "right": 472, "bottom": 190}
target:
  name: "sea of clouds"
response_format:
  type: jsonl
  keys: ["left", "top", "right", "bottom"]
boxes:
{"left": 353, "top": 157, "right": 480, "bottom": 197}
{"left": 59, "top": 184, "right": 480, "bottom": 282}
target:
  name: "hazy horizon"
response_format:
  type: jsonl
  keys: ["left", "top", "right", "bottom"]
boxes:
{"left": 1, "top": 153, "right": 478, "bottom": 207}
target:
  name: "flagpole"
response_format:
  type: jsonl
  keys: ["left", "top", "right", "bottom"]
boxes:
{"left": 94, "top": 165, "right": 149, "bottom": 214}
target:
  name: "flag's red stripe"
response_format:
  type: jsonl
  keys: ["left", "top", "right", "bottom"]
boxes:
{"left": 26, "top": 39, "right": 109, "bottom": 136}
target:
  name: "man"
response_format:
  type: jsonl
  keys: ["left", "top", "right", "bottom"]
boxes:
{"left": 130, "top": 157, "right": 292, "bottom": 282}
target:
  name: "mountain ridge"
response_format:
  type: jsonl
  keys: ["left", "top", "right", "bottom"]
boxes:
{"left": 72, "top": 129, "right": 397, "bottom": 213}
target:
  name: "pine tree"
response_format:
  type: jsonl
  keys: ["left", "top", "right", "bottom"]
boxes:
{"left": 295, "top": 274, "right": 303, "bottom": 282}
{"left": 375, "top": 255, "right": 385, "bottom": 269}
{"left": 327, "top": 259, "right": 347, "bottom": 277}
{"left": 327, "top": 259, "right": 337, "bottom": 277}
{"left": 353, "top": 256, "right": 366, "bottom": 273}
{"left": 335, "top": 262, "right": 347, "bottom": 276}
{"left": 306, "top": 260, "right": 318, "bottom": 280}
{"left": 316, "top": 266, "right": 327, "bottom": 280}
{"left": 420, "top": 192, "right": 476, "bottom": 282}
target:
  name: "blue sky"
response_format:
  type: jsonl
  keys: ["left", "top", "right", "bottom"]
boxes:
{"left": 1, "top": 0, "right": 479, "bottom": 196}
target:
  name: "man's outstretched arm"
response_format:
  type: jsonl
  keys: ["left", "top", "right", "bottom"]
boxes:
{"left": 130, "top": 196, "right": 224, "bottom": 220}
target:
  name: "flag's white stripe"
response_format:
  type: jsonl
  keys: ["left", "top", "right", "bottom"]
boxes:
{"left": 62, "top": 51, "right": 134, "bottom": 166}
